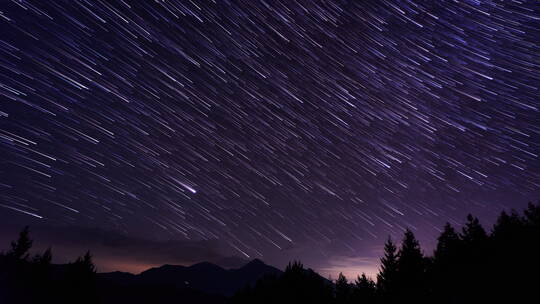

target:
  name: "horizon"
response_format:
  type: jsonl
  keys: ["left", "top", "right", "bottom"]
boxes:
{"left": 0, "top": 206, "right": 524, "bottom": 281}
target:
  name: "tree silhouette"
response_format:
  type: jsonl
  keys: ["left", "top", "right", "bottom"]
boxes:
{"left": 353, "top": 273, "right": 376, "bottom": 303}
{"left": 231, "top": 260, "right": 333, "bottom": 304}
{"left": 489, "top": 207, "right": 538, "bottom": 303}
{"left": 376, "top": 237, "right": 399, "bottom": 302}
{"left": 7, "top": 226, "right": 32, "bottom": 261}
{"left": 396, "top": 229, "right": 426, "bottom": 302}
{"left": 27, "top": 247, "right": 54, "bottom": 303}
{"left": 334, "top": 272, "right": 352, "bottom": 304}
{"left": 233, "top": 202, "right": 540, "bottom": 304}
{"left": 521, "top": 201, "right": 540, "bottom": 300}
{"left": 524, "top": 201, "right": 540, "bottom": 227}
{"left": 63, "top": 251, "right": 98, "bottom": 304}
{"left": 2, "top": 226, "right": 58, "bottom": 303}
{"left": 0, "top": 227, "right": 101, "bottom": 304}
{"left": 2, "top": 201, "right": 540, "bottom": 304}
{"left": 461, "top": 214, "right": 488, "bottom": 246}
{"left": 32, "top": 247, "right": 52, "bottom": 265}
{"left": 429, "top": 223, "right": 462, "bottom": 303}
{"left": 433, "top": 223, "right": 460, "bottom": 263}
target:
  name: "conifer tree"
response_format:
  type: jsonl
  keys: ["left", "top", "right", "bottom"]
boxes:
{"left": 8, "top": 226, "right": 32, "bottom": 261}
{"left": 524, "top": 201, "right": 540, "bottom": 227}
{"left": 64, "top": 251, "right": 98, "bottom": 304}
{"left": 335, "top": 272, "right": 351, "bottom": 304}
{"left": 354, "top": 273, "right": 376, "bottom": 302}
{"left": 492, "top": 210, "right": 523, "bottom": 242}
{"left": 461, "top": 214, "right": 488, "bottom": 245}
{"left": 397, "top": 229, "right": 425, "bottom": 300}
{"left": 434, "top": 223, "right": 460, "bottom": 263}
{"left": 376, "top": 237, "right": 398, "bottom": 300}
{"left": 431, "top": 223, "right": 461, "bottom": 303}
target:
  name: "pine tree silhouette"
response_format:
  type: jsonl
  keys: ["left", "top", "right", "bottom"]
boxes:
{"left": 522, "top": 202, "right": 540, "bottom": 300}
{"left": 2, "top": 226, "right": 34, "bottom": 303}
{"left": 396, "top": 229, "right": 426, "bottom": 302}
{"left": 376, "top": 237, "right": 399, "bottom": 302}
{"left": 232, "top": 202, "right": 540, "bottom": 304}
{"left": 434, "top": 223, "right": 460, "bottom": 263}
{"left": 489, "top": 208, "right": 536, "bottom": 303}
{"left": 353, "top": 273, "right": 376, "bottom": 303}
{"left": 32, "top": 247, "right": 52, "bottom": 265}
{"left": 63, "top": 250, "right": 99, "bottom": 304}
{"left": 430, "top": 223, "right": 462, "bottom": 303}
{"left": 231, "top": 260, "right": 333, "bottom": 304}
{"left": 29, "top": 247, "right": 54, "bottom": 303}
{"left": 0, "top": 227, "right": 103, "bottom": 303}
{"left": 459, "top": 214, "right": 489, "bottom": 302}
{"left": 461, "top": 214, "right": 488, "bottom": 245}
{"left": 0, "top": 227, "right": 58, "bottom": 303}
{"left": 7, "top": 226, "right": 32, "bottom": 261}
{"left": 2, "top": 201, "right": 540, "bottom": 304}
{"left": 524, "top": 201, "right": 540, "bottom": 227}
{"left": 334, "top": 272, "right": 352, "bottom": 304}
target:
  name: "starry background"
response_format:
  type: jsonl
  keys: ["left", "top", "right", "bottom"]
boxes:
{"left": 0, "top": 0, "right": 538, "bottom": 278}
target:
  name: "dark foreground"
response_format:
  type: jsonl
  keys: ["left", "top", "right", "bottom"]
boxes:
{"left": 1, "top": 201, "right": 539, "bottom": 304}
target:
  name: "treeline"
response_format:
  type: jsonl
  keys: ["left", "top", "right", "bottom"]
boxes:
{"left": 231, "top": 202, "right": 540, "bottom": 304}
{"left": 0, "top": 227, "right": 98, "bottom": 304}
{"left": 0, "top": 227, "right": 227, "bottom": 304}
{"left": 1, "top": 202, "right": 539, "bottom": 303}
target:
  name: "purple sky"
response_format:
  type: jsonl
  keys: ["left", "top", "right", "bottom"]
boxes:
{"left": 0, "top": 0, "right": 538, "bottom": 279}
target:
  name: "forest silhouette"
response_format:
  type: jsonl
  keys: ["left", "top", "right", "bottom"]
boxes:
{"left": 1, "top": 201, "right": 539, "bottom": 303}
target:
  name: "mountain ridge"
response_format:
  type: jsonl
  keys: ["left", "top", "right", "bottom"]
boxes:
{"left": 98, "top": 259, "right": 282, "bottom": 296}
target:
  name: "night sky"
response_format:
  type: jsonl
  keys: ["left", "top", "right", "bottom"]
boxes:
{"left": 0, "top": 0, "right": 538, "bottom": 279}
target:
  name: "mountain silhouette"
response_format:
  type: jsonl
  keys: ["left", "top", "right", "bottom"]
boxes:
{"left": 98, "top": 258, "right": 282, "bottom": 296}
{"left": 4, "top": 202, "right": 540, "bottom": 303}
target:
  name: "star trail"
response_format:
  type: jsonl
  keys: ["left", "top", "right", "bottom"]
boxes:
{"left": 0, "top": 0, "right": 538, "bottom": 276}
